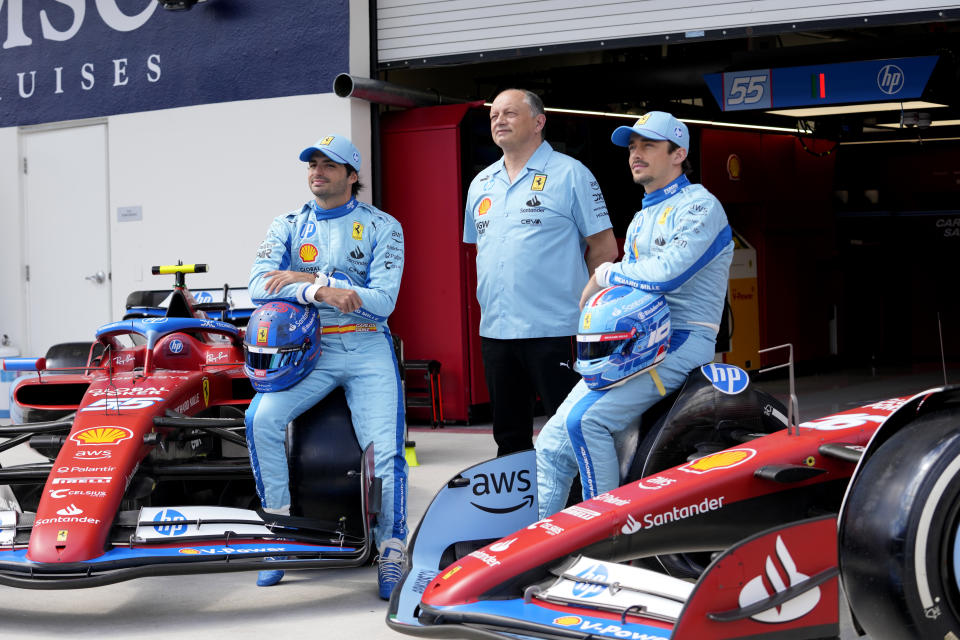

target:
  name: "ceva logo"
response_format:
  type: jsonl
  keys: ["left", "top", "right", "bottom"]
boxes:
{"left": 738, "top": 535, "right": 820, "bottom": 622}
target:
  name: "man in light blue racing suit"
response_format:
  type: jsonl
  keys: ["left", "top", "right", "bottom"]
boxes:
{"left": 535, "top": 112, "right": 734, "bottom": 518}
{"left": 245, "top": 134, "right": 407, "bottom": 598}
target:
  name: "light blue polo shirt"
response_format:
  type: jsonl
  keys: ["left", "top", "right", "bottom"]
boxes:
{"left": 464, "top": 141, "right": 612, "bottom": 339}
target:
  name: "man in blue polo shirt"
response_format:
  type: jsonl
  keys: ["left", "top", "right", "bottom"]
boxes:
{"left": 536, "top": 111, "right": 734, "bottom": 517}
{"left": 464, "top": 88, "right": 618, "bottom": 456}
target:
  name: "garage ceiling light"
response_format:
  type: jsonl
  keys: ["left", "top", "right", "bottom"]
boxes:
{"left": 839, "top": 136, "right": 960, "bottom": 145}
{"left": 876, "top": 119, "right": 960, "bottom": 128}
{"left": 484, "top": 104, "right": 812, "bottom": 134}
{"left": 766, "top": 101, "right": 946, "bottom": 117}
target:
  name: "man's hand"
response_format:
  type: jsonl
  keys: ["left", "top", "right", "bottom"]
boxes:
{"left": 579, "top": 273, "right": 604, "bottom": 310}
{"left": 315, "top": 287, "right": 363, "bottom": 313}
{"left": 263, "top": 270, "right": 314, "bottom": 294}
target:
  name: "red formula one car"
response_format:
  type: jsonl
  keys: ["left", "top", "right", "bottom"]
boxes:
{"left": 0, "top": 264, "right": 380, "bottom": 587}
{"left": 388, "top": 359, "right": 960, "bottom": 640}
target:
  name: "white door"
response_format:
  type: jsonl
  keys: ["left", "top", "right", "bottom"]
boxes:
{"left": 22, "top": 123, "right": 112, "bottom": 356}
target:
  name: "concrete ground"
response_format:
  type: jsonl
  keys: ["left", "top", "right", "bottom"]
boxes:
{"left": 3, "top": 364, "right": 957, "bottom": 639}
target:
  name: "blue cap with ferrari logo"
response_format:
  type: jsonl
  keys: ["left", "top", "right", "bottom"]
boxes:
{"left": 299, "top": 134, "right": 362, "bottom": 172}
{"left": 611, "top": 111, "right": 689, "bottom": 151}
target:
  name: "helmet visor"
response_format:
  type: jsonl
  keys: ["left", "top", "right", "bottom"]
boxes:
{"left": 577, "top": 330, "right": 635, "bottom": 361}
{"left": 244, "top": 345, "right": 304, "bottom": 371}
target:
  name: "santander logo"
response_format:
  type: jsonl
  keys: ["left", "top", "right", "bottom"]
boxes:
{"left": 56, "top": 504, "right": 83, "bottom": 516}
{"left": 738, "top": 535, "right": 820, "bottom": 623}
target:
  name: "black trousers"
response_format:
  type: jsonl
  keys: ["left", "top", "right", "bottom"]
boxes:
{"left": 481, "top": 336, "right": 581, "bottom": 457}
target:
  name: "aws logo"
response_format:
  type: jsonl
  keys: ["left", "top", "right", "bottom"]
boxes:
{"left": 469, "top": 469, "right": 534, "bottom": 514}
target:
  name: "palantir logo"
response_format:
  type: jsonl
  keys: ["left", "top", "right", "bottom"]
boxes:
{"left": 738, "top": 535, "right": 820, "bottom": 623}
{"left": 877, "top": 64, "right": 905, "bottom": 95}
{"left": 154, "top": 509, "right": 189, "bottom": 536}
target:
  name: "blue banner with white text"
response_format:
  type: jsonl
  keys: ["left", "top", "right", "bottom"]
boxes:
{"left": 0, "top": 0, "right": 349, "bottom": 127}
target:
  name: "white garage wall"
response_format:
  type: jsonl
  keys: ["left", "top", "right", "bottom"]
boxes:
{"left": 0, "top": 127, "right": 23, "bottom": 350}
{"left": 0, "top": 93, "right": 370, "bottom": 355}
{"left": 378, "top": 0, "right": 956, "bottom": 62}
{"left": 107, "top": 93, "right": 372, "bottom": 320}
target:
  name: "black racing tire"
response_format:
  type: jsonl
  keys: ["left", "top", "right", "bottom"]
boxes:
{"left": 839, "top": 408, "right": 960, "bottom": 640}
{"left": 43, "top": 341, "right": 103, "bottom": 371}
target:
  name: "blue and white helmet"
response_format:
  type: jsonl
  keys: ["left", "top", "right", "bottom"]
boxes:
{"left": 243, "top": 301, "right": 321, "bottom": 392}
{"left": 575, "top": 286, "right": 671, "bottom": 390}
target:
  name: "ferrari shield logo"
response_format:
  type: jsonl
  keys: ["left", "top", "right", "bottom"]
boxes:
{"left": 635, "top": 113, "right": 652, "bottom": 126}
{"left": 352, "top": 222, "right": 364, "bottom": 240}
{"left": 531, "top": 174, "right": 547, "bottom": 191}
{"left": 256, "top": 323, "right": 269, "bottom": 345}
{"left": 202, "top": 378, "right": 210, "bottom": 407}
{"left": 319, "top": 136, "right": 335, "bottom": 146}
{"left": 57, "top": 530, "right": 68, "bottom": 542}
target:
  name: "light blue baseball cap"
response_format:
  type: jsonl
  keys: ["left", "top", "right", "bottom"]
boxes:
{"left": 611, "top": 112, "right": 689, "bottom": 151}
{"left": 299, "top": 134, "right": 362, "bottom": 172}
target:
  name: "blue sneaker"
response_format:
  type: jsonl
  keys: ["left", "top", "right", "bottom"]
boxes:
{"left": 256, "top": 557, "right": 286, "bottom": 587}
{"left": 377, "top": 538, "right": 405, "bottom": 600}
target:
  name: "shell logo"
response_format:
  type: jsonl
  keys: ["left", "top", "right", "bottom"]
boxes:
{"left": 727, "top": 154, "right": 742, "bottom": 181}
{"left": 70, "top": 426, "right": 134, "bottom": 446}
{"left": 477, "top": 197, "right": 492, "bottom": 215}
{"left": 299, "top": 243, "right": 318, "bottom": 263}
{"left": 553, "top": 616, "right": 582, "bottom": 627}
{"left": 179, "top": 548, "right": 201, "bottom": 555}
{"left": 680, "top": 448, "right": 756, "bottom": 475}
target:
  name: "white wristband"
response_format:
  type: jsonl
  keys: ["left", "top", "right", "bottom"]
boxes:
{"left": 595, "top": 261, "right": 614, "bottom": 287}
{"left": 298, "top": 272, "right": 329, "bottom": 304}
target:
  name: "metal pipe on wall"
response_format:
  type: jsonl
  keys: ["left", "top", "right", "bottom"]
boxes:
{"left": 333, "top": 74, "right": 466, "bottom": 107}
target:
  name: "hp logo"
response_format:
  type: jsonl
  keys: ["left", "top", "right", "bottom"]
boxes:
{"left": 877, "top": 64, "right": 904, "bottom": 95}
{"left": 154, "top": 509, "right": 188, "bottom": 536}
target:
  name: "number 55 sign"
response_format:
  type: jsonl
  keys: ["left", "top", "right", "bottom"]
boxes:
{"left": 722, "top": 70, "right": 772, "bottom": 111}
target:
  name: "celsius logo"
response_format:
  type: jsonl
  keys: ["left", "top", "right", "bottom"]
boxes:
{"left": 469, "top": 470, "right": 534, "bottom": 514}
{"left": 571, "top": 563, "right": 608, "bottom": 598}
{"left": 153, "top": 509, "right": 189, "bottom": 536}
{"left": 739, "top": 535, "right": 820, "bottom": 622}
{"left": 877, "top": 64, "right": 904, "bottom": 95}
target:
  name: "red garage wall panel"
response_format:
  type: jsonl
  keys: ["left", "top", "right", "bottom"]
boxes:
{"left": 380, "top": 103, "right": 486, "bottom": 423}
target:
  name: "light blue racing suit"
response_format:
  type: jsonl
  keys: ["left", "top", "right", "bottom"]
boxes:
{"left": 536, "top": 175, "right": 734, "bottom": 518}
{"left": 245, "top": 197, "right": 407, "bottom": 546}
